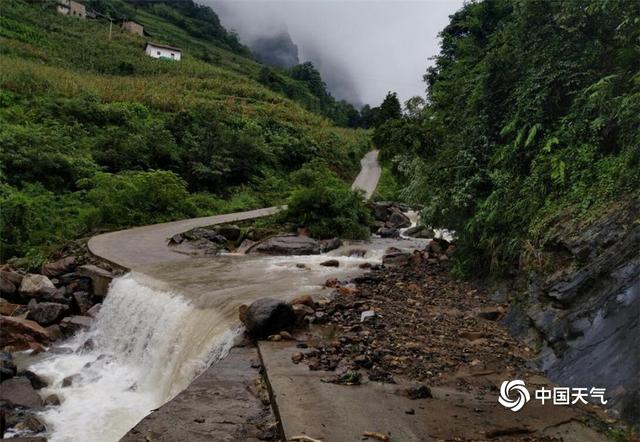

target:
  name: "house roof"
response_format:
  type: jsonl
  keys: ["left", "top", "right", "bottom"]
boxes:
{"left": 145, "top": 42, "right": 182, "bottom": 52}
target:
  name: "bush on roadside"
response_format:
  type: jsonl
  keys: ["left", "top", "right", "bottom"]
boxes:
{"left": 278, "top": 162, "right": 371, "bottom": 240}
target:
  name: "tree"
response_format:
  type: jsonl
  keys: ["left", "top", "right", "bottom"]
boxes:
{"left": 376, "top": 91, "right": 402, "bottom": 126}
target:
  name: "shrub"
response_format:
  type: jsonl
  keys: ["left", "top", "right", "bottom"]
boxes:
{"left": 279, "top": 162, "right": 371, "bottom": 239}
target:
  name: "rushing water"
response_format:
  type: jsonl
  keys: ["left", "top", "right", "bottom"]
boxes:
{"left": 23, "top": 223, "right": 435, "bottom": 441}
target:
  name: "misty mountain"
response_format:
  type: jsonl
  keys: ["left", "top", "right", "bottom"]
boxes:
{"left": 251, "top": 31, "right": 299, "bottom": 69}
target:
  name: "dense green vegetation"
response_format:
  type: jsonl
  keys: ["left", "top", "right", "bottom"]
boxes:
{"left": 0, "top": 0, "right": 372, "bottom": 264}
{"left": 376, "top": 0, "right": 640, "bottom": 276}
{"left": 278, "top": 162, "right": 371, "bottom": 240}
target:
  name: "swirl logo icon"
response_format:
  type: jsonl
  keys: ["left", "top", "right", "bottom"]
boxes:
{"left": 498, "top": 380, "right": 530, "bottom": 412}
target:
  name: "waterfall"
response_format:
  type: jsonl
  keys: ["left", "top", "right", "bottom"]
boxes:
{"left": 31, "top": 274, "right": 240, "bottom": 442}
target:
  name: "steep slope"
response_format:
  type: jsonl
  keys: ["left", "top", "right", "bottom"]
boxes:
{"left": 0, "top": 0, "right": 371, "bottom": 263}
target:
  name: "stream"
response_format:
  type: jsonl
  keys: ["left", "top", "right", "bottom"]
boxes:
{"left": 20, "top": 222, "right": 434, "bottom": 441}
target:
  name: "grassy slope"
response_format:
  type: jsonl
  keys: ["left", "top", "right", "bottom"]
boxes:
{"left": 0, "top": 0, "right": 371, "bottom": 265}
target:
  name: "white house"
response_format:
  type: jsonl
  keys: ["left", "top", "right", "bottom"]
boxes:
{"left": 57, "top": 0, "right": 86, "bottom": 18}
{"left": 144, "top": 42, "right": 182, "bottom": 61}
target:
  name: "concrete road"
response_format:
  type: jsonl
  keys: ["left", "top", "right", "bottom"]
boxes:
{"left": 88, "top": 151, "right": 380, "bottom": 270}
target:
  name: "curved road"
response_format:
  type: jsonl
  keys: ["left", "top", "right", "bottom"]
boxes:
{"left": 88, "top": 150, "right": 380, "bottom": 270}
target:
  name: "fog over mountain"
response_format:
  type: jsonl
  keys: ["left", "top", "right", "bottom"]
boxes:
{"left": 207, "top": 0, "right": 463, "bottom": 107}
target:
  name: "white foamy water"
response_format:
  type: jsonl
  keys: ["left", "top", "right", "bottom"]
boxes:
{"left": 30, "top": 276, "right": 240, "bottom": 442}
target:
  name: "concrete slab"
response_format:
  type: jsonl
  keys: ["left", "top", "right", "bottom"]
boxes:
{"left": 258, "top": 340, "right": 607, "bottom": 442}
{"left": 120, "top": 346, "right": 276, "bottom": 442}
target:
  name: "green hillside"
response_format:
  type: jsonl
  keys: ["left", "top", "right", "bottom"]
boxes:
{"left": 0, "top": 0, "right": 371, "bottom": 265}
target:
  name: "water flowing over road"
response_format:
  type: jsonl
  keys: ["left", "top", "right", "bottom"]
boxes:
{"left": 27, "top": 151, "right": 405, "bottom": 442}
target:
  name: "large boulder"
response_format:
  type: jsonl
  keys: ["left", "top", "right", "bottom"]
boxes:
{"left": 71, "top": 291, "right": 92, "bottom": 315}
{"left": 242, "top": 298, "right": 296, "bottom": 338}
{"left": 0, "top": 271, "right": 23, "bottom": 298}
{"left": 60, "top": 315, "right": 93, "bottom": 336}
{"left": 41, "top": 256, "right": 76, "bottom": 277}
{"left": 387, "top": 209, "right": 411, "bottom": 229}
{"left": 377, "top": 227, "right": 400, "bottom": 238}
{"left": 77, "top": 265, "right": 114, "bottom": 298}
{"left": 319, "top": 238, "right": 342, "bottom": 253}
{"left": 404, "top": 225, "right": 435, "bottom": 239}
{"left": 247, "top": 235, "right": 321, "bottom": 256}
{"left": 27, "top": 302, "right": 69, "bottom": 326}
{"left": 0, "top": 316, "right": 51, "bottom": 351}
{"left": 0, "top": 377, "right": 42, "bottom": 408}
{"left": 19, "top": 274, "right": 55, "bottom": 298}
{"left": 217, "top": 224, "right": 242, "bottom": 242}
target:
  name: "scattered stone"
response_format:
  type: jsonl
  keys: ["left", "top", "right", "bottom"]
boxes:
{"left": 27, "top": 301, "right": 69, "bottom": 326}
{"left": 320, "top": 259, "right": 340, "bottom": 267}
{"left": 19, "top": 274, "right": 55, "bottom": 298}
{"left": 168, "top": 233, "right": 183, "bottom": 245}
{"left": 0, "top": 377, "right": 42, "bottom": 408}
{"left": 78, "top": 338, "right": 96, "bottom": 353}
{"left": 292, "top": 304, "right": 315, "bottom": 324}
{"left": 247, "top": 235, "right": 321, "bottom": 256}
{"left": 319, "top": 238, "right": 342, "bottom": 253}
{"left": 362, "top": 431, "right": 390, "bottom": 442}
{"left": 324, "top": 277, "right": 339, "bottom": 288}
{"left": 77, "top": 265, "right": 114, "bottom": 298}
{"left": 13, "top": 413, "right": 47, "bottom": 434}
{"left": 347, "top": 249, "right": 367, "bottom": 258}
{"left": 291, "top": 352, "right": 303, "bottom": 364}
{"left": 359, "top": 262, "right": 373, "bottom": 269}
{"left": 404, "top": 226, "right": 435, "bottom": 239}
{"left": 0, "top": 274, "right": 17, "bottom": 296}
{"left": 0, "top": 298, "right": 23, "bottom": 316}
{"left": 321, "top": 370, "right": 361, "bottom": 386}
{"left": 405, "top": 408, "right": 415, "bottom": 415}
{"left": 217, "top": 224, "right": 241, "bottom": 242}
{"left": 289, "top": 294, "right": 314, "bottom": 307}
{"left": 476, "top": 306, "right": 505, "bottom": 321}
{"left": 0, "top": 316, "right": 50, "bottom": 351}
{"left": 279, "top": 331, "right": 293, "bottom": 340}
{"left": 242, "top": 298, "right": 296, "bottom": 339}
{"left": 19, "top": 370, "right": 48, "bottom": 390}
{"left": 86, "top": 303, "right": 101, "bottom": 319}
{"left": 360, "top": 310, "right": 376, "bottom": 322}
{"left": 377, "top": 227, "right": 400, "bottom": 238}
{"left": 405, "top": 385, "right": 433, "bottom": 399}
{"left": 62, "top": 373, "right": 80, "bottom": 387}
{"left": 45, "top": 324, "right": 63, "bottom": 341}
{"left": 71, "top": 291, "right": 93, "bottom": 315}
{"left": 295, "top": 263, "right": 307, "bottom": 269}
{"left": 41, "top": 256, "right": 76, "bottom": 277}
{"left": 44, "top": 394, "right": 61, "bottom": 406}
{"left": 60, "top": 315, "right": 93, "bottom": 335}
{"left": 1, "top": 351, "right": 17, "bottom": 380}
{"left": 382, "top": 250, "right": 411, "bottom": 267}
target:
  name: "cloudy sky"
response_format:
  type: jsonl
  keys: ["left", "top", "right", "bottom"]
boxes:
{"left": 207, "top": 0, "right": 464, "bottom": 107}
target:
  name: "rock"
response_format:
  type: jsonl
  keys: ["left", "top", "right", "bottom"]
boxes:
{"left": 291, "top": 352, "right": 303, "bottom": 363}
{"left": 19, "top": 274, "right": 55, "bottom": 298}
{"left": 324, "top": 278, "right": 339, "bottom": 288}
{"left": 426, "top": 238, "right": 450, "bottom": 255}
{"left": 44, "top": 393, "right": 61, "bottom": 406}
{"left": 320, "top": 259, "right": 340, "bottom": 267}
{"left": 319, "top": 238, "right": 342, "bottom": 253}
{"left": 295, "top": 263, "right": 307, "bottom": 269}
{"left": 38, "top": 287, "right": 71, "bottom": 305}
{"left": 13, "top": 413, "right": 47, "bottom": 434}
{"left": 27, "top": 302, "right": 69, "bottom": 326}
{"left": 0, "top": 298, "right": 23, "bottom": 316}
{"left": 405, "top": 384, "right": 433, "bottom": 399}
{"left": 347, "top": 249, "right": 367, "bottom": 258}
{"left": 476, "top": 306, "right": 505, "bottom": 321}
{"left": 1, "top": 351, "right": 17, "bottom": 379}
{"left": 45, "top": 324, "right": 63, "bottom": 341}
{"left": 18, "top": 370, "right": 47, "bottom": 390}
{"left": 78, "top": 338, "right": 95, "bottom": 353}
{"left": 377, "top": 227, "right": 400, "bottom": 238}
{"left": 289, "top": 294, "right": 314, "bottom": 307}
{"left": 0, "top": 377, "right": 42, "bottom": 408}
{"left": 360, "top": 310, "right": 376, "bottom": 322}
{"left": 359, "top": 262, "right": 373, "bottom": 269}
{"left": 62, "top": 373, "right": 80, "bottom": 387}
{"left": 382, "top": 250, "right": 411, "bottom": 267}
{"left": 242, "top": 298, "right": 296, "bottom": 339}
{"left": 0, "top": 271, "right": 22, "bottom": 296}
{"left": 71, "top": 291, "right": 92, "bottom": 315}
{"left": 86, "top": 303, "right": 101, "bottom": 318}
{"left": 168, "top": 233, "right": 183, "bottom": 245}
{"left": 0, "top": 316, "right": 50, "bottom": 351}
{"left": 404, "top": 225, "right": 435, "bottom": 238}
{"left": 41, "top": 256, "right": 76, "bottom": 277}
{"left": 387, "top": 209, "right": 411, "bottom": 229}
{"left": 371, "top": 201, "right": 394, "bottom": 221}
{"left": 236, "top": 239, "right": 257, "bottom": 254}
{"left": 60, "top": 315, "right": 93, "bottom": 335}
{"left": 76, "top": 265, "right": 114, "bottom": 298}
{"left": 247, "top": 235, "right": 321, "bottom": 256}
{"left": 217, "top": 224, "right": 241, "bottom": 242}
{"left": 238, "top": 304, "right": 248, "bottom": 323}
{"left": 292, "top": 304, "right": 315, "bottom": 323}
